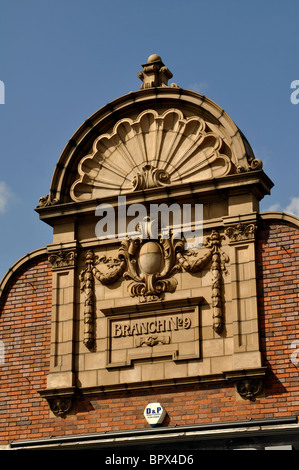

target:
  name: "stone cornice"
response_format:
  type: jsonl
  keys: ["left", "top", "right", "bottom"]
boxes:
{"left": 36, "top": 170, "right": 274, "bottom": 226}
{"left": 39, "top": 366, "right": 268, "bottom": 416}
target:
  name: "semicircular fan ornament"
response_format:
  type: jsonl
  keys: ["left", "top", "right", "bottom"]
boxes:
{"left": 70, "top": 108, "right": 233, "bottom": 201}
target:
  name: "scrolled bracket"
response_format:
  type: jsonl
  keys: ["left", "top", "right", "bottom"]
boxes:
{"left": 248, "top": 158, "right": 263, "bottom": 171}
{"left": 237, "top": 157, "right": 263, "bottom": 173}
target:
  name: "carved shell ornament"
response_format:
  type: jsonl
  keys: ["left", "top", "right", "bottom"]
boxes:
{"left": 70, "top": 108, "right": 233, "bottom": 201}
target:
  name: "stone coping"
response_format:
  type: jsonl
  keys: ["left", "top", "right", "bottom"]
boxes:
{"left": 0, "top": 247, "right": 48, "bottom": 307}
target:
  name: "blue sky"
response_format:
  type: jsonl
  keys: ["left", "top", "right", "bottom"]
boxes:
{"left": 0, "top": 0, "right": 299, "bottom": 280}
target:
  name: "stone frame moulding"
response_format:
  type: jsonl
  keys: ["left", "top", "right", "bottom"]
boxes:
{"left": 103, "top": 297, "right": 203, "bottom": 369}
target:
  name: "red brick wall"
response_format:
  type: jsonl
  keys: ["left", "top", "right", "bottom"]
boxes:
{"left": 0, "top": 219, "right": 298, "bottom": 445}
{"left": 256, "top": 220, "right": 299, "bottom": 414}
{"left": 0, "top": 257, "right": 52, "bottom": 444}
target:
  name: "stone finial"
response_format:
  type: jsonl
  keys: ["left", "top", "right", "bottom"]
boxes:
{"left": 137, "top": 54, "right": 178, "bottom": 89}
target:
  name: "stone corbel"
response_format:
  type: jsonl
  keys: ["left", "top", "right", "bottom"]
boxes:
{"left": 225, "top": 367, "right": 266, "bottom": 400}
{"left": 49, "top": 396, "right": 73, "bottom": 417}
{"left": 39, "top": 387, "right": 76, "bottom": 418}
{"left": 235, "top": 378, "right": 264, "bottom": 400}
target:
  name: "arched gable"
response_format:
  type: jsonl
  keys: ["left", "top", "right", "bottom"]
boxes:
{"left": 42, "top": 88, "right": 260, "bottom": 206}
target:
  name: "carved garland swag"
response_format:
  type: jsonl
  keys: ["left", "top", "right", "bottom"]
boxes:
{"left": 79, "top": 230, "right": 229, "bottom": 349}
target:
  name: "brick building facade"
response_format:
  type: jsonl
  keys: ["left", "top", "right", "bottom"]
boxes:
{"left": 0, "top": 56, "right": 298, "bottom": 451}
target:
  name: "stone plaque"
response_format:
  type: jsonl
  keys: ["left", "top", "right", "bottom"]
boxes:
{"left": 103, "top": 300, "right": 201, "bottom": 368}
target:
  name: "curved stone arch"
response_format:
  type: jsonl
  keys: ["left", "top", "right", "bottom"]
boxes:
{"left": 46, "top": 88, "right": 257, "bottom": 205}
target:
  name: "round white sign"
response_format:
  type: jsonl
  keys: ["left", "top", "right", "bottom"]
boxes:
{"left": 144, "top": 402, "right": 166, "bottom": 427}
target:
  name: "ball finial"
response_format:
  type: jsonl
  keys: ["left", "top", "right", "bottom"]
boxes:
{"left": 147, "top": 54, "right": 162, "bottom": 63}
